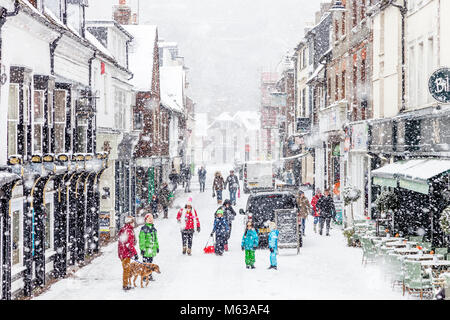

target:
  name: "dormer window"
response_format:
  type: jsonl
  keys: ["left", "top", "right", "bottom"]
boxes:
{"left": 43, "top": 0, "right": 64, "bottom": 21}
{"left": 66, "top": 0, "right": 88, "bottom": 37}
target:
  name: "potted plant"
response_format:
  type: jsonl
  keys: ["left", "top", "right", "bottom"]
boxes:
{"left": 342, "top": 185, "right": 361, "bottom": 227}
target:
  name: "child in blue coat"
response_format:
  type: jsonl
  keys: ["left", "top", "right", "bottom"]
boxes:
{"left": 211, "top": 209, "right": 230, "bottom": 256}
{"left": 268, "top": 222, "right": 279, "bottom": 270}
{"left": 241, "top": 221, "right": 259, "bottom": 269}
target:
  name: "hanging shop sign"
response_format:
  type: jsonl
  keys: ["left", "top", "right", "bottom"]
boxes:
{"left": 429, "top": 67, "right": 450, "bottom": 103}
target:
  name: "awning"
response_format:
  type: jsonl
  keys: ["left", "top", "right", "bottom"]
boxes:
{"left": 280, "top": 153, "right": 308, "bottom": 161}
{"left": 371, "top": 158, "right": 450, "bottom": 194}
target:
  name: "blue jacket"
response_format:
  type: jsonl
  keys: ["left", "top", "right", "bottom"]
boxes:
{"left": 268, "top": 230, "right": 279, "bottom": 250}
{"left": 241, "top": 228, "right": 259, "bottom": 250}
{"left": 212, "top": 217, "right": 230, "bottom": 237}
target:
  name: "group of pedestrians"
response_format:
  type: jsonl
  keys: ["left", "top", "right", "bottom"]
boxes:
{"left": 212, "top": 170, "right": 240, "bottom": 205}
{"left": 297, "top": 187, "right": 336, "bottom": 237}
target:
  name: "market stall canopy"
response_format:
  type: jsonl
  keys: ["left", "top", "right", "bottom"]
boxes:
{"left": 372, "top": 159, "right": 450, "bottom": 194}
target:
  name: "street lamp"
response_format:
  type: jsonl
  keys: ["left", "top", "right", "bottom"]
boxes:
{"left": 330, "top": 0, "right": 347, "bottom": 12}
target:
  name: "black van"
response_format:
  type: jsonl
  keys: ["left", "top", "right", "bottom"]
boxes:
{"left": 240, "top": 191, "right": 299, "bottom": 248}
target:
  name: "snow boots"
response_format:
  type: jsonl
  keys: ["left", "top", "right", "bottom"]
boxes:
{"left": 224, "top": 244, "right": 228, "bottom": 252}
{"left": 268, "top": 265, "right": 277, "bottom": 270}
{"left": 313, "top": 224, "right": 317, "bottom": 233}
{"left": 187, "top": 248, "right": 192, "bottom": 256}
{"left": 183, "top": 247, "right": 187, "bottom": 255}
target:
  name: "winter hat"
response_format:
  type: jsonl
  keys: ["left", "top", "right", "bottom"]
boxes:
{"left": 186, "top": 197, "right": 193, "bottom": 208}
{"left": 125, "top": 216, "right": 135, "bottom": 224}
{"left": 216, "top": 209, "right": 224, "bottom": 216}
{"left": 269, "top": 222, "right": 277, "bottom": 231}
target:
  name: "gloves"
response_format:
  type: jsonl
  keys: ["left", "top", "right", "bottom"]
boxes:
{"left": 270, "top": 248, "right": 274, "bottom": 253}
{"left": 197, "top": 226, "right": 201, "bottom": 233}
{"left": 157, "top": 248, "right": 159, "bottom": 253}
{"left": 241, "top": 246, "right": 244, "bottom": 251}
{"left": 210, "top": 232, "right": 214, "bottom": 237}
{"left": 141, "top": 250, "right": 145, "bottom": 256}
{"left": 254, "top": 246, "right": 258, "bottom": 250}
{"left": 133, "top": 254, "right": 139, "bottom": 261}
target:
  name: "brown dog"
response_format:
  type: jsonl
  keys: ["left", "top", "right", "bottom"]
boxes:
{"left": 128, "top": 261, "right": 161, "bottom": 288}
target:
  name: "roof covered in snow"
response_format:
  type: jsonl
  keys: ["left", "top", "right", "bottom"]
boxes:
{"left": 123, "top": 24, "right": 158, "bottom": 92}
{"left": 160, "top": 65, "right": 184, "bottom": 113}
{"left": 85, "top": 31, "right": 114, "bottom": 61}
{"left": 233, "top": 111, "right": 260, "bottom": 131}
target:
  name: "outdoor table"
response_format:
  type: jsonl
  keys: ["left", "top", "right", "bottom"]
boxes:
{"left": 393, "top": 248, "right": 420, "bottom": 255}
{"left": 420, "top": 260, "right": 450, "bottom": 277}
{"left": 384, "top": 241, "right": 407, "bottom": 248}
{"left": 404, "top": 254, "right": 444, "bottom": 261}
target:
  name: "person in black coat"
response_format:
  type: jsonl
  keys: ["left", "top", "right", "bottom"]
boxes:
{"left": 316, "top": 188, "right": 336, "bottom": 236}
{"left": 222, "top": 200, "right": 236, "bottom": 251}
{"left": 224, "top": 170, "right": 240, "bottom": 205}
{"left": 210, "top": 209, "right": 230, "bottom": 256}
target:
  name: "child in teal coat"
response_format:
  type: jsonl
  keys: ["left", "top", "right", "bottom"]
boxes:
{"left": 241, "top": 221, "right": 259, "bottom": 269}
{"left": 268, "top": 222, "right": 279, "bottom": 270}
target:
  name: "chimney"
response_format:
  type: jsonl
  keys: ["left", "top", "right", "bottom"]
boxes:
{"left": 113, "top": 0, "right": 132, "bottom": 25}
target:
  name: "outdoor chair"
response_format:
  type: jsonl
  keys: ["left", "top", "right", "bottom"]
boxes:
{"left": 408, "top": 236, "right": 424, "bottom": 243}
{"left": 403, "top": 260, "right": 433, "bottom": 299}
{"left": 420, "top": 241, "right": 432, "bottom": 252}
{"left": 387, "top": 253, "right": 405, "bottom": 290}
{"left": 361, "top": 237, "right": 377, "bottom": 266}
{"left": 435, "top": 248, "right": 448, "bottom": 259}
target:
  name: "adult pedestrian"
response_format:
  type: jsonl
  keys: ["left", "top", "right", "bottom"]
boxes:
{"left": 183, "top": 165, "right": 192, "bottom": 193}
{"left": 241, "top": 221, "right": 259, "bottom": 269}
{"left": 316, "top": 188, "right": 336, "bottom": 236}
{"left": 311, "top": 188, "right": 323, "bottom": 233}
{"left": 118, "top": 216, "right": 138, "bottom": 291}
{"left": 222, "top": 199, "right": 236, "bottom": 251}
{"left": 169, "top": 168, "right": 178, "bottom": 192}
{"left": 225, "top": 170, "right": 240, "bottom": 206}
{"left": 198, "top": 166, "right": 207, "bottom": 192}
{"left": 176, "top": 198, "right": 201, "bottom": 255}
{"left": 267, "top": 222, "right": 279, "bottom": 270}
{"left": 149, "top": 194, "right": 159, "bottom": 219}
{"left": 212, "top": 171, "right": 225, "bottom": 205}
{"left": 296, "top": 190, "right": 311, "bottom": 236}
{"left": 139, "top": 213, "right": 159, "bottom": 281}
{"left": 158, "top": 183, "right": 171, "bottom": 219}
{"left": 210, "top": 209, "right": 230, "bottom": 256}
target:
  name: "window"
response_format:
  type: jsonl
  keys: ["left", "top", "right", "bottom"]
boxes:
{"left": 66, "top": 0, "right": 82, "bottom": 35}
{"left": 12, "top": 210, "right": 21, "bottom": 265}
{"left": 352, "top": 0, "right": 358, "bottom": 28}
{"left": 44, "top": 0, "right": 62, "bottom": 21}
{"left": 302, "top": 88, "right": 307, "bottom": 117}
{"left": 427, "top": 37, "right": 434, "bottom": 103}
{"left": 341, "top": 70, "right": 346, "bottom": 100}
{"left": 342, "top": 12, "right": 346, "bottom": 36}
{"left": 335, "top": 74, "right": 339, "bottom": 101}
{"left": 409, "top": 45, "right": 416, "bottom": 108}
{"left": 361, "top": 0, "right": 366, "bottom": 21}
{"left": 8, "top": 84, "right": 19, "bottom": 156}
{"left": 54, "top": 89, "right": 66, "bottom": 154}
{"left": 44, "top": 202, "right": 53, "bottom": 251}
{"left": 76, "top": 120, "right": 87, "bottom": 153}
{"left": 114, "top": 89, "right": 126, "bottom": 130}
{"left": 134, "top": 110, "right": 143, "bottom": 130}
{"left": 34, "top": 90, "right": 45, "bottom": 153}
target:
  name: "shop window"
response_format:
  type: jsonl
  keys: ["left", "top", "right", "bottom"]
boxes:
{"left": 12, "top": 210, "right": 21, "bottom": 266}
{"left": 76, "top": 123, "right": 87, "bottom": 153}
{"left": 7, "top": 84, "right": 19, "bottom": 156}
{"left": 44, "top": 202, "right": 53, "bottom": 251}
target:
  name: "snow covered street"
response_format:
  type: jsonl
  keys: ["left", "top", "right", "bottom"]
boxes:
{"left": 34, "top": 166, "right": 407, "bottom": 300}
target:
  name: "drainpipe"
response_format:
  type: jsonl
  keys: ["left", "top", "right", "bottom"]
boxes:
{"left": 88, "top": 51, "right": 96, "bottom": 87}
{"left": 50, "top": 33, "right": 63, "bottom": 75}
{"left": 390, "top": 0, "right": 408, "bottom": 113}
{"left": 0, "top": 0, "right": 20, "bottom": 65}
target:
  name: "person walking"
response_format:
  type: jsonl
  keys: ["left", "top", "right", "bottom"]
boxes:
{"left": 198, "top": 166, "right": 207, "bottom": 192}
{"left": 210, "top": 209, "right": 230, "bottom": 256}
{"left": 149, "top": 194, "right": 159, "bottom": 219}
{"left": 184, "top": 165, "right": 192, "bottom": 193}
{"left": 225, "top": 170, "right": 240, "bottom": 206}
{"left": 118, "top": 216, "right": 138, "bottom": 291}
{"left": 158, "top": 183, "right": 171, "bottom": 219}
{"left": 316, "top": 188, "right": 336, "bottom": 236}
{"left": 212, "top": 171, "right": 225, "bottom": 205}
{"left": 222, "top": 199, "right": 236, "bottom": 251}
{"left": 296, "top": 190, "right": 312, "bottom": 237}
{"left": 241, "top": 221, "right": 259, "bottom": 269}
{"left": 176, "top": 198, "right": 201, "bottom": 255}
{"left": 169, "top": 168, "right": 178, "bottom": 192}
{"left": 139, "top": 213, "right": 159, "bottom": 281}
{"left": 267, "top": 222, "right": 279, "bottom": 270}
{"left": 311, "top": 188, "right": 323, "bottom": 233}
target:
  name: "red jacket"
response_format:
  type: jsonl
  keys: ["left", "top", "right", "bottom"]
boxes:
{"left": 118, "top": 224, "right": 137, "bottom": 260}
{"left": 177, "top": 208, "right": 200, "bottom": 230}
{"left": 311, "top": 194, "right": 322, "bottom": 217}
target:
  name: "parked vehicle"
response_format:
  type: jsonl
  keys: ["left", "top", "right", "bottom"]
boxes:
{"left": 243, "top": 161, "right": 274, "bottom": 193}
{"left": 239, "top": 191, "right": 299, "bottom": 248}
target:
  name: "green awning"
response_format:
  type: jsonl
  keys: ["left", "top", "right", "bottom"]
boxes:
{"left": 399, "top": 178, "right": 429, "bottom": 195}
{"left": 373, "top": 176, "right": 397, "bottom": 188}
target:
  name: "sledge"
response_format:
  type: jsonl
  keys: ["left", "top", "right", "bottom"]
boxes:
{"left": 203, "top": 236, "right": 215, "bottom": 254}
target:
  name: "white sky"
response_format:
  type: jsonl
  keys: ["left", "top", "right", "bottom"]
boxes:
{"left": 86, "top": 0, "right": 323, "bottom": 113}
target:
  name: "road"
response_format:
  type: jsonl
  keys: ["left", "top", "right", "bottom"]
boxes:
{"left": 34, "top": 165, "right": 406, "bottom": 300}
